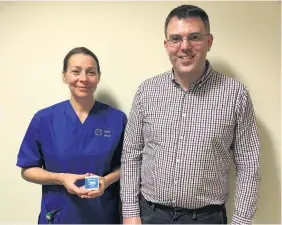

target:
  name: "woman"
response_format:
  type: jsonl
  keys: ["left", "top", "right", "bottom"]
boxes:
{"left": 16, "top": 47, "right": 126, "bottom": 224}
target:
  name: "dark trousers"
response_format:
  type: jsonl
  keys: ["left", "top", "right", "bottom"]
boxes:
{"left": 140, "top": 196, "right": 227, "bottom": 224}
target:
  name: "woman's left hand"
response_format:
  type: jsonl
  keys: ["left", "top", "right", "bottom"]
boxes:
{"left": 80, "top": 174, "right": 108, "bottom": 199}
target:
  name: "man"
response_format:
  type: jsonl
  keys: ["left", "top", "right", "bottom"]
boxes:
{"left": 121, "top": 4, "right": 260, "bottom": 225}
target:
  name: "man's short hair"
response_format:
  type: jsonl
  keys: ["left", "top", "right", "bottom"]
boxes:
{"left": 164, "top": 5, "right": 210, "bottom": 38}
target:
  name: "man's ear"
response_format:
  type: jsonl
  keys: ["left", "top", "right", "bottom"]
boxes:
{"left": 164, "top": 39, "right": 169, "bottom": 54}
{"left": 207, "top": 34, "right": 214, "bottom": 52}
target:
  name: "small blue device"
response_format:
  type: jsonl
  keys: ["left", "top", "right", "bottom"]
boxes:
{"left": 85, "top": 175, "right": 99, "bottom": 190}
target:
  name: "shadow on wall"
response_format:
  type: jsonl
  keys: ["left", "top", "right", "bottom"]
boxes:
{"left": 95, "top": 88, "right": 121, "bottom": 110}
{"left": 211, "top": 59, "right": 281, "bottom": 224}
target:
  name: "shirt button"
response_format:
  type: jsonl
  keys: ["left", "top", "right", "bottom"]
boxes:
{"left": 174, "top": 181, "right": 178, "bottom": 185}
{"left": 176, "top": 159, "right": 180, "bottom": 163}
{"left": 182, "top": 113, "right": 186, "bottom": 116}
{"left": 179, "top": 136, "right": 183, "bottom": 140}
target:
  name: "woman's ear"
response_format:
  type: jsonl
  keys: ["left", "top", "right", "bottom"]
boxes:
{"left": 62, "top": 72, "right": 67, "bottom": 84}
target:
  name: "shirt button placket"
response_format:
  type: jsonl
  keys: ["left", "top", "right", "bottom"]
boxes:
{"left": 172, "top": 92, "right": 187, "bottom": 205}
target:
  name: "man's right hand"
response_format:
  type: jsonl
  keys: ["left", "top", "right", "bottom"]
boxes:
{"left": 123, "top": 217, "right": 142, "bottom": 224}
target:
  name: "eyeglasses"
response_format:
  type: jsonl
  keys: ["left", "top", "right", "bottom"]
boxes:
{"left": 167, "top": 33, "right": 210, "bottom": 47}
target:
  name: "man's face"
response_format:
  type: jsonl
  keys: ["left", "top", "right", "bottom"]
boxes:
{"left": 164, "top": 17, "right": 213, "bottom": 77}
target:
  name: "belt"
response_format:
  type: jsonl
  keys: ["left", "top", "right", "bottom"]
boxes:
{"left": 140, "top": 195, "right": 225, "bottom": 214}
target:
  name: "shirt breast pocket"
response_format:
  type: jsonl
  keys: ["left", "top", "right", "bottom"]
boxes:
{"left": 199, "top": 108, "right": 235, "bottom": 140}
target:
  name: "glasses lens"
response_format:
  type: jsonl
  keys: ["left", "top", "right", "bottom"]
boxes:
{"left": 188, "top": 33, "right": 203, "bottom": 43}
{"left": 169, "top": 35, "right": 182, "bottom": 46}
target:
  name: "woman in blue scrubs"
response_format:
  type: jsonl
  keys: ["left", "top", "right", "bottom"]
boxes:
{"left": 16, "top": 47, "right": 127, "bottom": 224}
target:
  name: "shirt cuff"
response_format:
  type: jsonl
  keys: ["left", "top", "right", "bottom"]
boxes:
{"left": 122, "top": 203, "right": 140, "bottom": 218}
{"left": 231, "top": 213, "right": 253, "bottom": 225}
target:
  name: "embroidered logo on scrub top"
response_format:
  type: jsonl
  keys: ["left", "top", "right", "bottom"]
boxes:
{"left": 95, "top": 129, "right": 103, "bottom": 136}
{"left": 104, "top": 130, "right": 111, "bottom": 137}
{"left": 94, "top": 129, "right": 111, "bottom": 137}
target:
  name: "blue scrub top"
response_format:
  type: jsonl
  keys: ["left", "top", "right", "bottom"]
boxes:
{"left": 17, "top": 100, "right": 127, "bottom": 224}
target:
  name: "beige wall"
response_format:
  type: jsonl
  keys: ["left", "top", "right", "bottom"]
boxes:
{"left": 0, "top": 1, "right": 280, "bottom": 224}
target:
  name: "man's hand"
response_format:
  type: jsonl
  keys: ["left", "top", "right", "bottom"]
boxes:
{"left": 123, "top": 217, "right": 142, "bottom": 224}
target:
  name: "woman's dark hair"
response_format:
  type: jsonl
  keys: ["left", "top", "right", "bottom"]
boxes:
{"left": 63, "top": 47, "right": 101, "bottom": 75}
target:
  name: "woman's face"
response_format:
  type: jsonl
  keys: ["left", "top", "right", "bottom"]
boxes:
{"left": 63, "top": 53, "right": 100, "bottom": 99}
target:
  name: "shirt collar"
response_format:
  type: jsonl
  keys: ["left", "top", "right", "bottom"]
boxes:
{"left": 169, "top": 60, "right": 214, "bottom": 88}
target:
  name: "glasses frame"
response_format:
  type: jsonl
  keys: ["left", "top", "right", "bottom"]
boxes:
{"left": 166, "top": 33, "right": 210, "bottom": 47}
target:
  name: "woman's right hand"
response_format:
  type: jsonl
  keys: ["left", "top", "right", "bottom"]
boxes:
{"left": 60, "top": 173, "right": 90, "bottom": 196}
